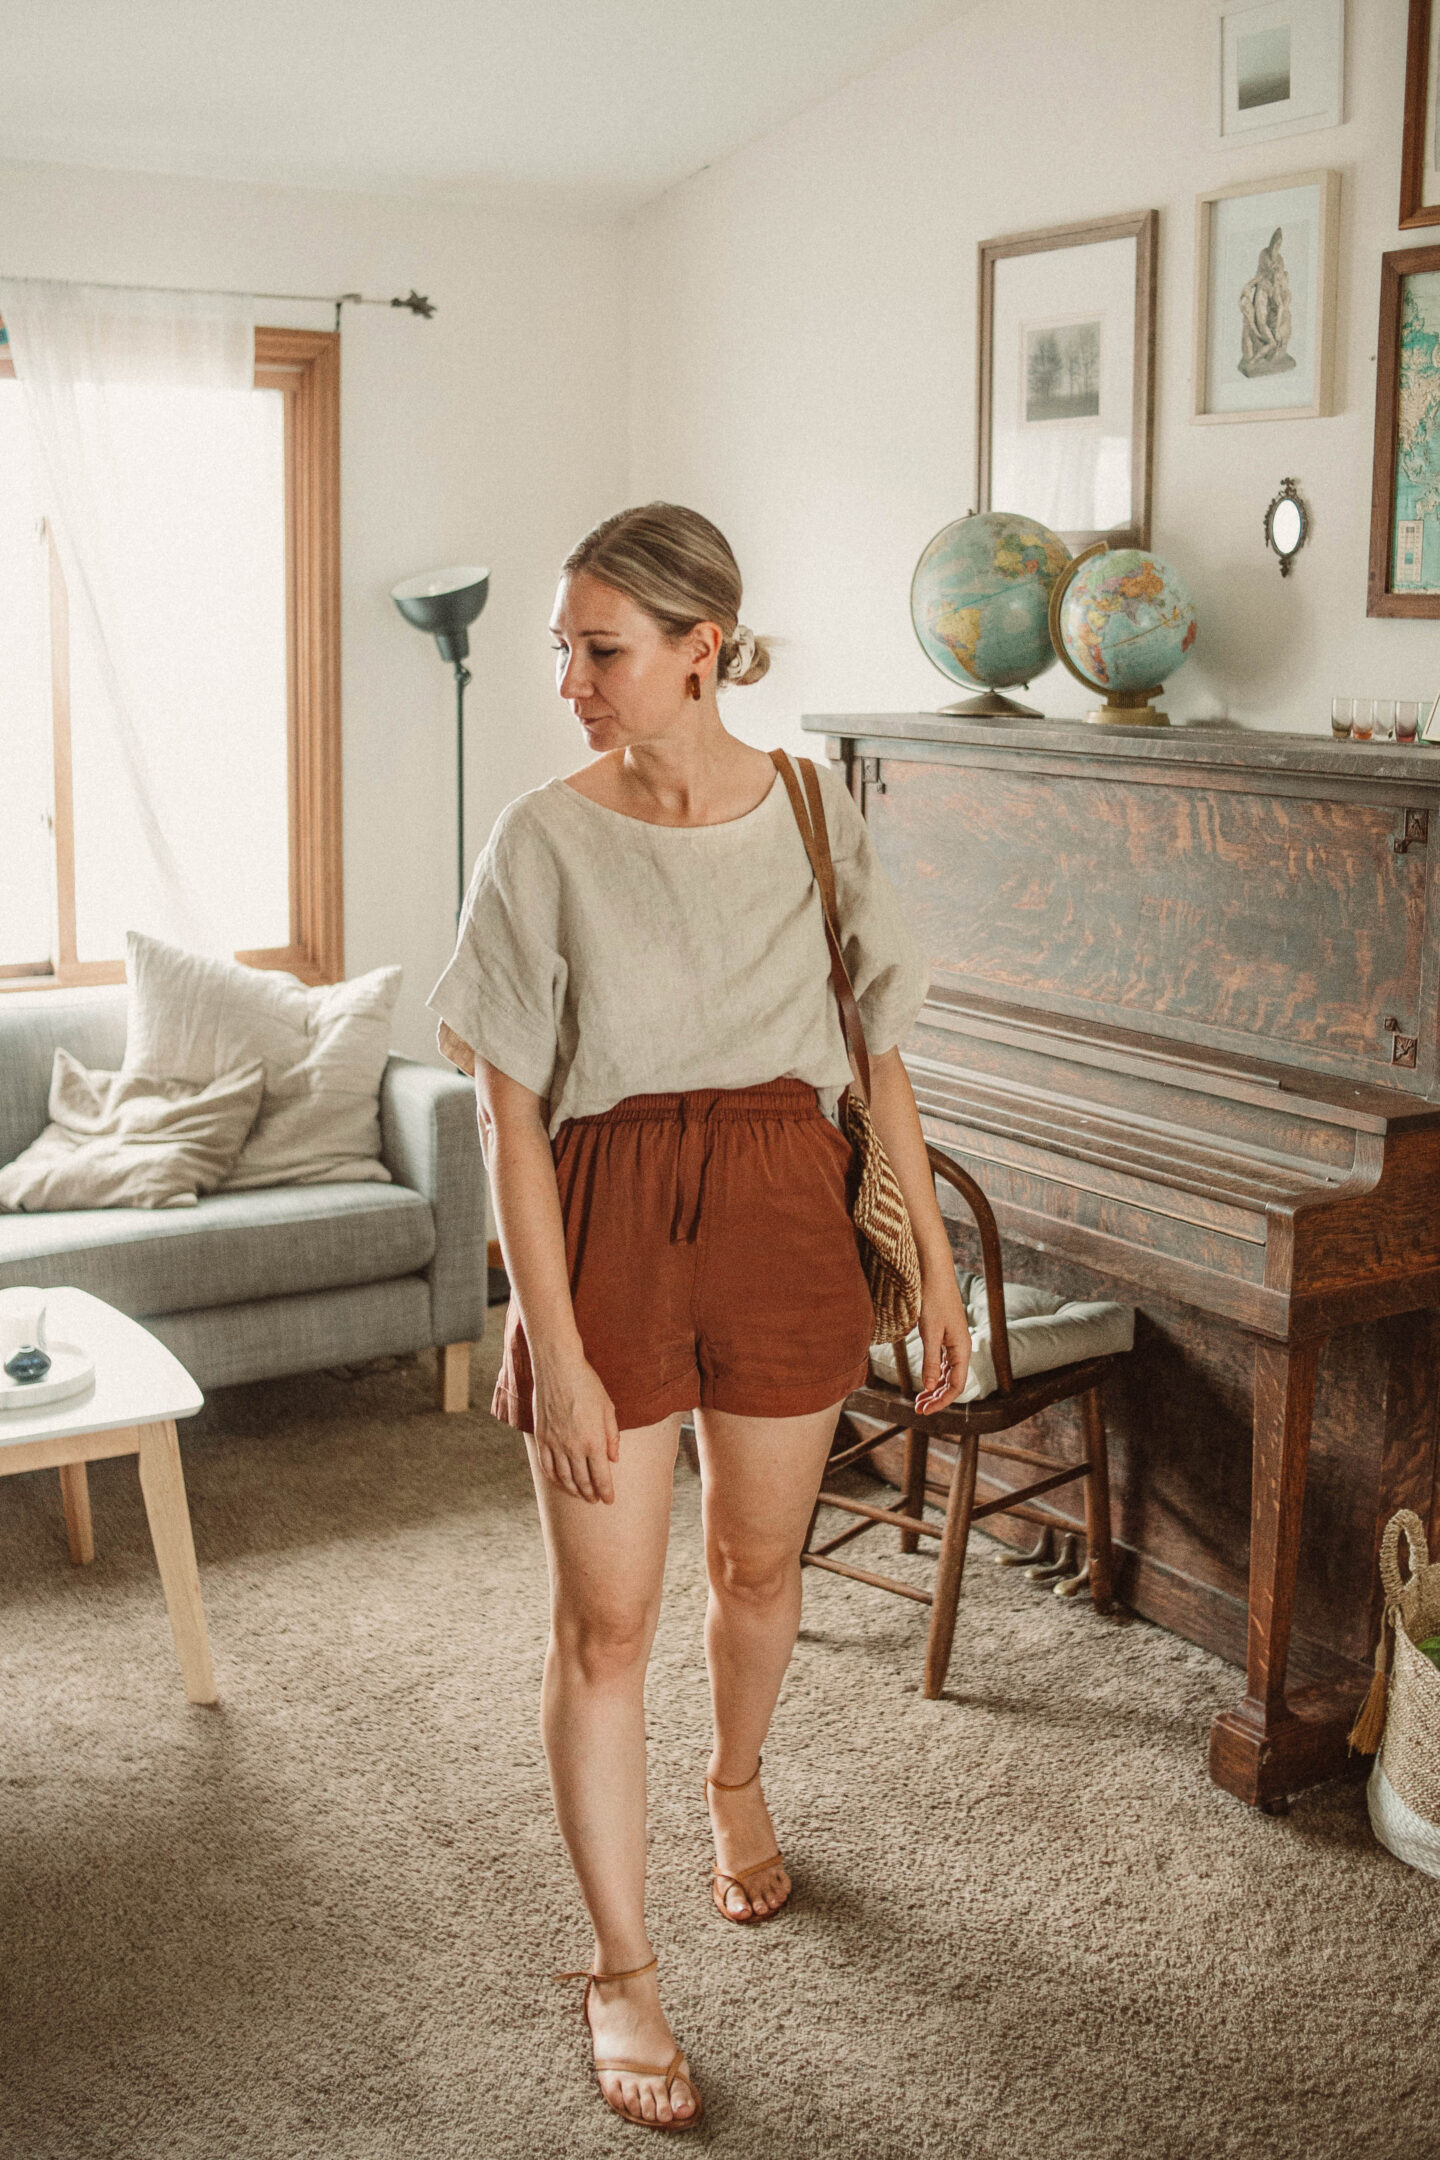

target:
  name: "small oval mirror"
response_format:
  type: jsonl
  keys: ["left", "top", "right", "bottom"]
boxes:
{"left": 1270, "top": 497, "right": 1302, "bottom": 554}
{"left": 1264, "top": 478, "right": 1309, "bottom": 577}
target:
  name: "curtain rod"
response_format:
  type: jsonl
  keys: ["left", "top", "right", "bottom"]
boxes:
{"left": 0, "top": 280, "right": 435, "bottom": 332}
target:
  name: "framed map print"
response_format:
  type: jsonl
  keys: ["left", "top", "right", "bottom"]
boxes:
{"left": 1401, "top": 0, "right": 1440, "bottom": 229}
{"left": 977, "top": 210, "right": 1157, "bottom": 550}
{"left": 1369, "top": 246, "right": 1440, "bottom": 616}
{"left": 1193, "top": 170, "right": 1339, "bottom": 422}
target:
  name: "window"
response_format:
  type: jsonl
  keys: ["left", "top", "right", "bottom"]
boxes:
{"left": 0, "top": 327, "right": 341, "bottom": 989}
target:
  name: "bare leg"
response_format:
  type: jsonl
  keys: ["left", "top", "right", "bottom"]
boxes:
{"left": 527, "top": 1412, "right": 697, "bottom": 2128}
{"left": 695, "top": 1398, "right": 844, "bottom": 1919}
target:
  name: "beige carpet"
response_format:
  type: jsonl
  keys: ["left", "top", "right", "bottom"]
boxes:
{"left": 1, "top": 1317, "right": 1436, "bottom": 2160}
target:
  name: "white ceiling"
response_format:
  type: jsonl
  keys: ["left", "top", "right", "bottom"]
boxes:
{"left": 1, "top": 0, "right": 972, "bottom": 211}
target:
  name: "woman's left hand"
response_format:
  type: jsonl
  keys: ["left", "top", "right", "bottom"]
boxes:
{"left": 861, "top": 1046, "right": 974, "bottom": 1416}
{"left": 913, "top": 1268, "right": 972, "bottom": 1414}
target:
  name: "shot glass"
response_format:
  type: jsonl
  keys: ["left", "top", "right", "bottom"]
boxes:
{"left": 1352, "top": 699, "right": 1374, "bottom": 741}
{"left": 1330, "top": 697, "right": 1353, "bottom": 739}
{"left": 1374, "top": 699, "right": 1396, "bottom": 741}
{"left": 1397, "top": 700, "right": 1422, "bottom": 742}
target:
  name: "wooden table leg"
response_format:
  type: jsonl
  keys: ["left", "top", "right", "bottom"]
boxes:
{"left": 58, "top": 1461, "right": 94, "bottom": 1566}
{"left": 1209, "top": 1336, "right": 1357, "bottom": 1808}
{"left": 136, "top": 1420, "right": 217, "bottom": 1706}
{"left": 437, "top": 1341, "right": 472, "bottom": 1413}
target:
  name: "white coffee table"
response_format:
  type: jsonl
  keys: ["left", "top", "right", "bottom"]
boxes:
{"left": 0, "top": 1287, "right": 216, "bottom": 1704}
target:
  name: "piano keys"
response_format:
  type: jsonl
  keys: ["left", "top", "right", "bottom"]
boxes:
{"left": 806, "top": 712, "right": 1440, "bottom": 1809}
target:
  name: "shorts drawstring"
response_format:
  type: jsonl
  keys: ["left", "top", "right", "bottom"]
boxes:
{"left": 557, "top": 1079, "right": 820, "bottom": 1245}
{"left": 670, "top": 1097, "right": 707, "bottom": 1243}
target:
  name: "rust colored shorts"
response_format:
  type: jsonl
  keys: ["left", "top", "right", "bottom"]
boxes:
{"left": 493, "top": 1079, "right": 875, "bottom": 1434}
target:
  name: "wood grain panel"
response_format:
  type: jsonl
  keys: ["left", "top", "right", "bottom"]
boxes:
{"left": 929, "top": 1139, "right": 1269, "bottom": 1283}
{"left": 910, "top": 995, "right": 1384, "bottom": 1159}
{"left": 872, "top": 758, "right": 1432, "bottom": 1088}
{"left": 1288, "top": 1125, "right": 1440, "bottom": 1291}
{"left": 925, "top": 1112, "right": 1271, "bottom": 1243}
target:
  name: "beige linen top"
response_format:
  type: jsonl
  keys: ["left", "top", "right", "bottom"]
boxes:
{"left": 426, "top": 762, "right": 929, "bottom": 1136}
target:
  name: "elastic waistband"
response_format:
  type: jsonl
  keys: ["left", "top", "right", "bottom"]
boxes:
{"left": 566, "top": 1079, "right": 823, "bottom": 1128}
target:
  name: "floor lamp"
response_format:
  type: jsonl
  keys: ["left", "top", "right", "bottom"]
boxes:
{"left": 391, "top": 565, "right": 490, "bottom": 917}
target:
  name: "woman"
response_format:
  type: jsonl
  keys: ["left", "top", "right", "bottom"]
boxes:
{"left": 428, "top": 503, "right": 971, "bottom": 2132}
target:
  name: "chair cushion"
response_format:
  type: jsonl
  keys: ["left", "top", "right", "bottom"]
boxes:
{"left": 869, "top": 1269, "right": 1133, "bottom": 1403}
{"left": 0, "top": 1181, "right": 435, "bottom": 1318}
{"left": 122, "top": 932, "right": 402, "bottom": 1189}
{"left": 0, "top": 1052, "right": 265, "bottom": 1212}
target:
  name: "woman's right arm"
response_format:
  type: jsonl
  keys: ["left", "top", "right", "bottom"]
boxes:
{"left": 474, "top": 1059, "right": 620, "bottom": 1505}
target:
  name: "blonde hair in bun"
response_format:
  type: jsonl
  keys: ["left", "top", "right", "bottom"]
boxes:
{"left": 563, "top": 502, "right": 772, "bottom": 688}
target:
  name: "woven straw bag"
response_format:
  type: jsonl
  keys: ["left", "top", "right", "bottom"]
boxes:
{"left": 770, "top": 751, "right": 922, "bottom": 1346}
{"left": 1350, "top": 1509, "right": 1440, "bottom": 1877}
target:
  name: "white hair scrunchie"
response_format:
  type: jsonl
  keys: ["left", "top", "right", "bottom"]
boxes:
{"left": 727, "top": 623, "right": 757, "bottom": 681}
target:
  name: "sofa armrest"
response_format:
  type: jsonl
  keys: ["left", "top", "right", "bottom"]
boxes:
{"left": 379, "top": 1054, "right": 486, "bottom": 1347}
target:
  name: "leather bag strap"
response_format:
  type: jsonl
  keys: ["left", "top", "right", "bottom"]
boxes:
{"left": 769, "top": 749, "right": 873, "bottom": 1104}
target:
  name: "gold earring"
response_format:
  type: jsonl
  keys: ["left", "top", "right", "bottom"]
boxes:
{"left": 687, "top": 672, "right": 701, "bottom": 700}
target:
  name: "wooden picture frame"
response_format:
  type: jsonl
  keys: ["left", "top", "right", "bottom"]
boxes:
{"left": 1193, "top": 169, "right": 1338, "bottom": 423}
{"left": 1402, "top": 0, "right": 1440, "bottom": 229}
{"left": 1368, "top": 244, "right": 1440, "bottom": 617}
{"left": 977, "top": 209, "right": 1157, "bottom": 551}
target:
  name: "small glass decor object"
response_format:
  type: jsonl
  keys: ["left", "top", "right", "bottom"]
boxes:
{"left": 1330, "top": 697, "right": 1353, "bottom": 739}
{"left": 1352, "top": 700, "right": 1375, "bottom": 741}
{"left": 1, "top": 1299, "right": 51, "bottom": 1385}
{"left": 1397, "top": 700, "right": 1422, "bottom": 743}
{"left": 1374, "top": 699, "right": 1397, "bottom": 741}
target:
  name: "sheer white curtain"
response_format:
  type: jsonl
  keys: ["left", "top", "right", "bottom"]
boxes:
{"left": 0, "top": 278, "right": 258, "bottom": 957}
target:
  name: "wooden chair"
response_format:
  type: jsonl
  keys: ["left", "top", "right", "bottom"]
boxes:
{"left": 802, "top": 1143, "right": 1126, "bottom": 1698}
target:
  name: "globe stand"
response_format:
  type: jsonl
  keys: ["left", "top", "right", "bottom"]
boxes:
{"left": 937, "top": 690, "right": 1044, "bottom": 720}
{"left": 1085, "top": 688, "right": 1168, "bottom": 727}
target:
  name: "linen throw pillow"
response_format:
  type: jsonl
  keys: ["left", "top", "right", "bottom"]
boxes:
{"left": 121, "top": 934, "right": 402, "bottom": 1188}
{"left": 0, "top": 1050, "right": 265, "bottom": 1212}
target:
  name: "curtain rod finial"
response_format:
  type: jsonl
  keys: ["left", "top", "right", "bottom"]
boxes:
{"left": 391, "top": 290, "right": 435, "bottom": 318}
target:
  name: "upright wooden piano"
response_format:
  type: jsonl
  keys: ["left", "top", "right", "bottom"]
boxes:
{"left": 809, "top": 713, "right": 1440, "bottom": 1809}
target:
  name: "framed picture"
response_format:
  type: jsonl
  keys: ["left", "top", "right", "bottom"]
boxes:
{"left": 977, "top": 210, "right": 1157, "bottom": 550}
{"left": 1193, "top": 169, "right": 1339, "bottom": 423}
{"left": 1215, "top": 0, "right": 1345, "bottom": 146}
{"left": 1401, "top": 0, "right": 1440, "bottom": 229}
{"left": 1367, "top": 245, "right": 1440, "bottom": 617}
{"left": 1421, "top": 690, "right": 1440, "bottom": 741}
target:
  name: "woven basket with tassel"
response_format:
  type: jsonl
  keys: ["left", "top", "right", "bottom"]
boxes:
{"left": 1349, "top": 1509, "right": 1440, "bottom": 1877}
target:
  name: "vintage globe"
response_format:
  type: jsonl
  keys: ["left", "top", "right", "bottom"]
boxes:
{"left": 910, "top": 511, "right": 1071, "bottom": 717}
{"left": 1050, "top": 544, "right": 1197, "bottom": 726}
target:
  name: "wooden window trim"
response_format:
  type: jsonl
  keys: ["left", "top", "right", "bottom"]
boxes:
{"left": 0, "top": 324, "right": 342, "bottom": 992}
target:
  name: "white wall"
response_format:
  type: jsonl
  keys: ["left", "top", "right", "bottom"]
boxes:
{"left": 625, "top": 0, "right": 1433, "bottom": 745}
{"left": 0, "top": 159, "right": 625, "bottom": 1058}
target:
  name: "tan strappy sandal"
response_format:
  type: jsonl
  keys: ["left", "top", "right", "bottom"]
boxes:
{"left": 554, "top": 1955, "right": 703, "bottom": 2133}
{"left": 705, "top": 1758, "right": 790, "bottom": 1925}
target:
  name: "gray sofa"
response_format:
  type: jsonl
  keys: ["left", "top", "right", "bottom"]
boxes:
{"left": 0, "top": 987, "right": 487, "bottom": 1406}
